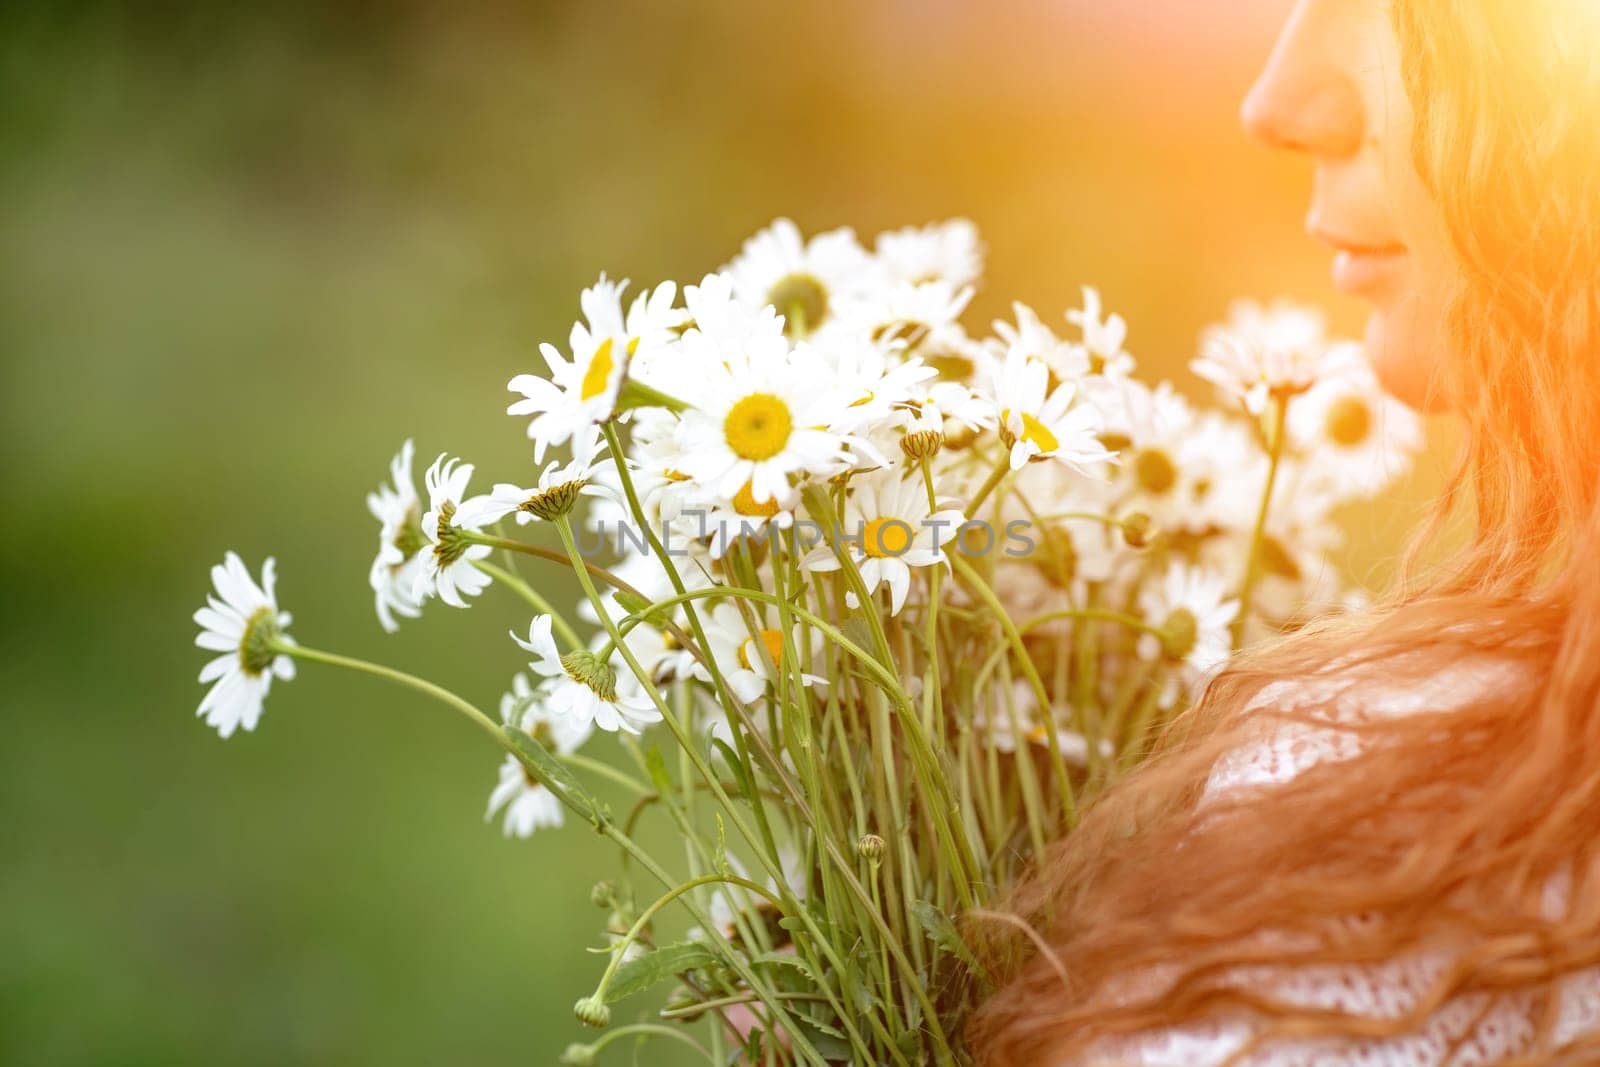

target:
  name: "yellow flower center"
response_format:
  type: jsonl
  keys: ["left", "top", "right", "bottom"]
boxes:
{"left": 724, "top": 393, "right": 794, "bottom": 461}
{"left": 1324, "top": 394, "right": 1373, "bottom": 447}
{"left": 580, "top": 337, "right": 618, "bottom": 402}
{"left": 732, "top": 480, "right": 780, "bottom": 518}
{"left": 1134, "top": 448, "right": 1177, "bottom": 494}
{"left": 1002, "top": 409, "right": 1059, "bottom": 454}
{"left": 738, "top": 629, "right": 786, "bottom": 672}
{"left": 862, "top": 516, "right": 914, "bottom": 558}
{"left": 663, "top": 468, "right": 693, "bottom": 482}
{"left": 768, "top": 274, "right": 829, "bottom": 337}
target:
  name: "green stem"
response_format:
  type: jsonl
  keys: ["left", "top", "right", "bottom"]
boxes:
{"left": 588, "top": 873, "right": 780, "bottom": 1004}
{"left": 568, "top": 1023, "right": 711, "bottom": 1061}
{"left": 272, "top": 641, "right": 505, "bottom": 745}
{"left": 474, "top": 559, "right": 583, "bottom": 647}
{"left": 965, "top": 453, "right": 1013, "bottom": 515}
{"left": 1233, "top": 395, "right": 1289, "bottom": 649}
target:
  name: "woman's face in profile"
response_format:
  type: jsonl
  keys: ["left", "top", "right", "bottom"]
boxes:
{"left": 1243, "top": 0, "right": 1457, "bottom": 411}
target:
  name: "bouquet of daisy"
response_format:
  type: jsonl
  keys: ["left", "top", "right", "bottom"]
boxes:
{"left": 192, "top": 218, "right": 1419, "bottom": 1065}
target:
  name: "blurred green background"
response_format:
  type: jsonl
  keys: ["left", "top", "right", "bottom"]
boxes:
{"left": 0, "top": 2, "right": 1448, "bottom": 1063}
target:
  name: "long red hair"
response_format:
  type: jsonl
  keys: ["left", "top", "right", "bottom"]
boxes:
{"left": 969, "top": 2, "right": 1600, "bottom": 1062}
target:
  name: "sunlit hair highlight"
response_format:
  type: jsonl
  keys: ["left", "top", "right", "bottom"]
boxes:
{"left": 970, "top": 1, "right": 1600, "bottom": 1062}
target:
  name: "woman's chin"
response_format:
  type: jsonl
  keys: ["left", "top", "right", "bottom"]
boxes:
{"left": 1364, "top": 302, "right": 1452, "bottom": 414}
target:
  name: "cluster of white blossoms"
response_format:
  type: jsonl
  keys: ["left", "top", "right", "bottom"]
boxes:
{"left": 193, "top": 217, "right": 1421, "bottom": 820}
{"left": 190, "top": 217, "right": 1424, "bottom": 1058}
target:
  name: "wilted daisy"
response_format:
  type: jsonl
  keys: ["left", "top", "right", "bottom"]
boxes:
{"left": 513, "top": 615, "right": 661, "bottom": 735}
{"left": 802, "top": 467, "right": 965, "bottom": 615}
{"left": 698, "top": 601, "right": 825, "bottom": 703}
{"left": 416, "top": 454, "right": 493, "bottom": 608}
{"left": 471, "top": 425, "right": 610, "bottom": 526}
{"left": 366, "top": 439, "right": 429, "bottom": 633}
{"left": 1137, "top": 562, "right": 1239, "bottom": 679}
{"left": 725, "top": 218, "right": 875, "bottom": 338}
{"left": 193, "top": 552, "right": 295, "bottom": 739}
{"left": 1288, "top": 344, "right": 1422, "bottom": 497}
{"left": 507, "top": 275, "right": 680, "bottom": 461}
{"left": 874, "top": 218, "right": 983, "bottom": 289}
{"left": 1191, "top": 299, "right": 1331, "bottom": 415}
{"left": 672, "top": 307, "right": 853, "bottom": 503}
{"left": 992, "top": 346, "right": 1114, "bottom": 473}
{"left": 486, "top": 671, "right": 596, "bottom": 838}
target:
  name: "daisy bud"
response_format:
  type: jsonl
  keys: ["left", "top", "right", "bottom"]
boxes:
{"left": 521, "top": 479, "right": 587, "bottom": 522}
{"left": 560, "top": 1044, "right": 598, "bottom": 1066}
{"left": 1122, "top": 512, "right": 1153, "bottom": 548}
{"left": 857, "top": 834, "right": 886, "bottom": 862}
{"left": 1159, "top": 607, "right": 1200, "bottom": 662}
{"left": 590, "top": 880, "right": 619, "bottom": 910}
{"left": 573, "top": 994, "right": 612, "bottom": 1029}
{"left": 559, "top": 649, "right": 619, "bottom": 703}
{"left": 899, "top": 427, "right": 944, "bottom": 461}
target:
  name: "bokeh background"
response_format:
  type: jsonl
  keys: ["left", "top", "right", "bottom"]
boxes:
{"left": 1, "top": 2, "right": 1450, "bottom": 1063}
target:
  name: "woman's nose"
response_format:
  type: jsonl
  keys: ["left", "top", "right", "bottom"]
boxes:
{"left": 1240, "top": 10, "right": 1364, "bottom": 157}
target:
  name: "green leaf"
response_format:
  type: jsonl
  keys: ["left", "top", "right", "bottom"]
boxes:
{"left": 604, "top": 942, "right": 718, "bottom": 1004}
{"left": 711, "top": 737, "right": 756, "bottom": 803}
{"left": 911, "top": 899, "right": 995, "bottom": 988}
{"left": 788, "top": 1014, "right": 853, "bottom": 1061}
{"left": 503, "top": 726, "right": 606, "bottom": 827}
{"left": 643, "top": 743, "right": 674, "bottom": 798}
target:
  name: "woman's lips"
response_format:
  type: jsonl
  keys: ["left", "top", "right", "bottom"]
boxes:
{"left": 1315, "top": 232, "right": 1407, "bottom": 296}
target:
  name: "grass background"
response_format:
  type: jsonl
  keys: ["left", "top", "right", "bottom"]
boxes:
{"left": 1, "top": 2, "right": 1450, "bottom": 1063}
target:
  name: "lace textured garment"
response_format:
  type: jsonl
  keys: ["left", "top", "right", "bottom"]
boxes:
{"left": 1076, "top": 662, "right": 1600, "bottom": 1066}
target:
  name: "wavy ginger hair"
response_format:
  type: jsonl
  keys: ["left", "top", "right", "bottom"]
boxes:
{"left": 970, "top": 2, "right": 1600, "bottom": 1062}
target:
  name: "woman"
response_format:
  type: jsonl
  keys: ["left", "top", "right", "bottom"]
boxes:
{"left": 971, "top": 1, "right": 1600, "bottom": 1063}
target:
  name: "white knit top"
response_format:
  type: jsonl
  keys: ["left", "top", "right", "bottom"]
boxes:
{"left": 1076, "top": 662, "right": 1600, "bottom": 1065}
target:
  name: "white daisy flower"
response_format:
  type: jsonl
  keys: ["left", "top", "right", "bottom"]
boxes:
{"left": 1137, "top": 562, "right": 1239, "bottom": 680}
{"left": 470, "top": 425, "right": 611, "bottom": 526}
{"left": 486, "top": 671, "right": 596, "bottom": 838}
{"left": 725, "top": 218, "right": 876, "bottom": 338}
{"left": 512, "top": 615, "right": 661, "bottom": 735}
{"left": 672, "top": 305, "right": 853, "bottom": 503}
{"left": 1175, "top": 410, "right": 1268, "bottom": 532}
{"left": 1191, "top": 299, "right": 1331, "bottom": 415}
{"left": 507, "top": 274, "right": 680, "bottom": 461}
{"left": 818, "top": 335, "right": 939, "bottom": 433}
{"left": 990, "top": 302, "right": 1092, "bottom": 386}
{"left": 983, "top": 682, "right": 1114, "bottom": 765}
{"left": 485, "top": 755, "right": 564, "bottom": 838}
{"left": 696, "top": 479, "right": 799, "bottom": 560}
{"left": 873, "top": 218, "right": 984, "bottom": 289}
{"left": 844, "top": 280, "right": 974, "bottom": 358}
{"left": 992, "top": 346, "right": 1115, "bottom": 473}
{"left": 697, "top": 601, "right": 825, "bottom": 704}
{"left": 1065, "top": 286, "right": 1135, "bottom": 377}
{"left": 697, "top": 847, "right": 808, "bottom": 944}
{"left": 801, "top": 467, "right": 965, "bottom": 615}
{"left": 193, "top": 552, "right": 295, "bottom": 739}
{"left": 1288, "top": 343, "right": 1423, "bottom": 498}
{"left": 1097, "top": 379, "right": 1205, "bottom": 529}
{"left": 416, "top": 454, "right": 493, "bottom": 608}
{"left": 366, "top": 439, "right": 429, "bottom": 633}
